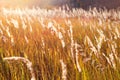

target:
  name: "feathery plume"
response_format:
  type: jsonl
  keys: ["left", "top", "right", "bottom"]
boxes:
{"left": 3, "top": 57, "right": 36, "bottom": 80}
{"left": 60, "top": 59, "right": 67, "bottom": 80}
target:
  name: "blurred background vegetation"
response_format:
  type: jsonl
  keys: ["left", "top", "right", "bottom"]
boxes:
{"left": 0, "top": 0, "right": 120, "bottom": 10}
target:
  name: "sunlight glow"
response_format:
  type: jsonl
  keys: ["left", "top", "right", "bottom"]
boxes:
{"left": 0, "top": 0, "right": 32, "bottom": 8}
{"left": 0, "top": 0, "right": 59, "bottom": 8}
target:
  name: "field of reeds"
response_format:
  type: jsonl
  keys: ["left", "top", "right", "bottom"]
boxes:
{"left": 0, "top": 7, "right": 120, "bottom": 80}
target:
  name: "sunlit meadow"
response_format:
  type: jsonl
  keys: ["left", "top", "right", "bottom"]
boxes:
{"left": 0, "top": 6, "right": 120, "bottom": 80}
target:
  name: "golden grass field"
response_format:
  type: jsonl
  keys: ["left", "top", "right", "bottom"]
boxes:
{"left": 0, "top": 7, "right": 120, "bottom": 80}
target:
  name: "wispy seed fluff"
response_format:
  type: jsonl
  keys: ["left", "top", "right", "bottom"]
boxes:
{"left": 3, "top": 57, "right": 36, "bottom": 80}
{"left": 75, "top": 43, "right": 82, "bottom": 72}
{"left": 65, "top": 20, "right": 74, "bottom": 59}
{"left": 60, "top": 59, "right": 67, "bottom": 80}
{"left": 48, "top": 22, "right": 65, "bottom": 48}
{"left": 10, "top": 18, "right": 19, "bottom": 29}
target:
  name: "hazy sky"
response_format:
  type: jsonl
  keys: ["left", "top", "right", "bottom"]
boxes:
{"left": 0, "top": 0, "right": 32, "bottom": 7}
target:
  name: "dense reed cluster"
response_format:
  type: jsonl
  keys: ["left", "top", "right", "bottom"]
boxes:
{"left": 0, "top": 7, "right": 120, "bottom": 80}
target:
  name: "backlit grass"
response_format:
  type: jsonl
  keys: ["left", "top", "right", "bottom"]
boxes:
{"left": 0, "top": 7, "right": 120, "bottom": 80}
